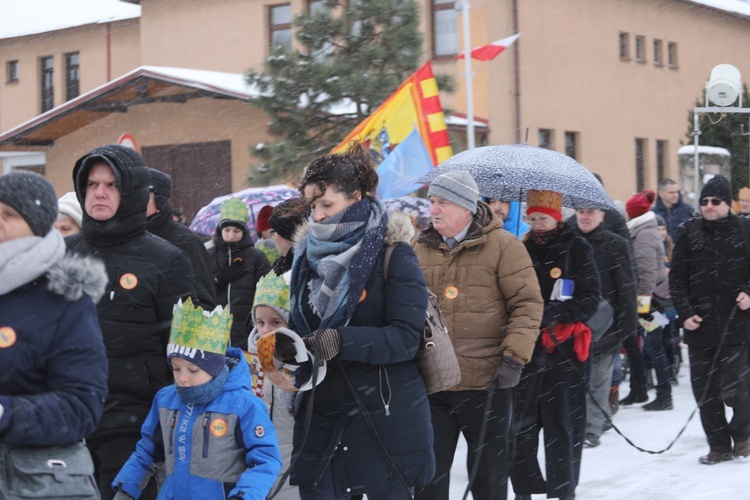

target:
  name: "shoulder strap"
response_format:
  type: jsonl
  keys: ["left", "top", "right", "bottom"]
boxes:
{"left": 383, "top": 243, "right": 397, "bottom": 284}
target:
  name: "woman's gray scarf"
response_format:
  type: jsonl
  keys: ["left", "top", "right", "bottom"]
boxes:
{"left": 0, "top": 230, "right": 66, "bottom": 295}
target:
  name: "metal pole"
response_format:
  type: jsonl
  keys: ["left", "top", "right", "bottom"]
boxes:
{"left": 459, "top": 1, "right": 475, "bottom": 149}
{"left": 693, "top": 110, "right": 701, "bottom": 210}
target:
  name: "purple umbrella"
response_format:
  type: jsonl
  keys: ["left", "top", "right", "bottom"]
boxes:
{"left": 189, "top": 184, "right": 299, "bottom": 236}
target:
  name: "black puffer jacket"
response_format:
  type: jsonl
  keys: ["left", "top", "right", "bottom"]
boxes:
{"left": 573, "top": 225, "right": 638, "bottom": 355}
{"left": 146, "top": 208, "right": 217, "bottom": 309}
{"left": 66, "top": 144, "right": 196, "bottom": 439}
{"left": 670, "top": 214, "right": 750, "bottom": 347}
{"left": 208, "top": 229, "right": 271, "bottom": 349}
{"left": 524, "top": 225, "right": 601, "bottom": 328}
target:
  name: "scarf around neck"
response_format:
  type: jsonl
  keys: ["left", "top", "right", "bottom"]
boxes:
{"left": 0, "top": 230, "right": 65, "bottom": 295}
{"left": 290, "top": 197, "right": 387, "bottom": 332}
{"left": 175, "top": 363, "right": 231, "bottom": 405}
{"left": 531, "top": 226, "right": 561, "bottom": 246}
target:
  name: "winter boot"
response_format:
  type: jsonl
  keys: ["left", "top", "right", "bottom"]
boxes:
{"left": 609, "top": 386, "right": 619, "bottom": 415}
{"left": 619, "top": 391, "right": 648, "bottom": 406}
{"left": 642, "top": 398, "right": 673, "bottom": 411}
{"left": 733, "top": 439, "right": 750, "bottom": 459}
{"left": 699, "top": 451, "right": 733, "bottom": 465}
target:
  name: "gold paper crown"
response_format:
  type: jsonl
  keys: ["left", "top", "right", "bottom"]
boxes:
{"left": 220, "top": 197, "right": 248, "bottom": 224}
{"left": 253, "top": 272, "right": 290, "bottom": 312}
{"left": 169, "top": 297, "right": 232, "bottom": 355}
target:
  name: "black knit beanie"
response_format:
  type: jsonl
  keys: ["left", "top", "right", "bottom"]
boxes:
{"left": 0, "top": 171, "right": 58, "bottom": 236}
{"left": 269, "top": 198, "right": 308, "bottom": 241}
{"left": 700, "top": 174, "right": 732, "bottom": 204}
{"left": 148, "top": 168, "right": 172, "bottom": 212}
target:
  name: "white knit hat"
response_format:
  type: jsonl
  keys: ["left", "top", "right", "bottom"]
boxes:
{"left": 57, "top": 191, "right": 83, "bottom": 229}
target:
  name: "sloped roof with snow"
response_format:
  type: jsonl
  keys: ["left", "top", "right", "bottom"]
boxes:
{"left": 0, "top": 0, "right": 140, "bottom": 40}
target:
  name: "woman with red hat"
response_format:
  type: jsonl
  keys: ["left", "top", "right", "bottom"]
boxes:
{"left": 511, "top": 190, "right": 601, "bottom": 500}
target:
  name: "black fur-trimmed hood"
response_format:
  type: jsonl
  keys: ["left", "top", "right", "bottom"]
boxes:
{"left": 46, "top": 253, "right": 108, "bottom": 303}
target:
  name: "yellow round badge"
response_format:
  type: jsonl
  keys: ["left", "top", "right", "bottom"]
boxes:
{"left": 0, "top": 327, "right": 17, "bottom": 348}
{"left": 119, "top": 273, "right": 138, "bottom": 290}
{"left": 549, "top": 267, "right": 562, "bottom": 279}
{"left": 444, "top": 286, "right": 459, "bottom": 300}
{"left": 210, "top": 418, "right": 228, "bottom": 438}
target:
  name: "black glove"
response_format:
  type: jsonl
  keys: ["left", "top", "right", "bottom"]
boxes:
{"left": 492, "top": 356, "right": 524, "bottom": 389}
{"left": 273, "top": 331, "right": 299, "bottom": 364}
{"left": 214, "top": 259, "right": 246, "bottom": 288}
{"left": 541, "top": 304, "right": 560, "bottom": 329}
{"left": 302, "top": 329, "right": 342, "bottom": 362}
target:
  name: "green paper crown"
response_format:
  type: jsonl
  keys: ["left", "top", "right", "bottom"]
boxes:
{"left": 253, "top": 273, "right": 290, "bottom": 312}
{"left": 169, "top": 297, "right": 232, "bottom": 355}
{"left": 220, "top": 197, "right": 248, "bottom": 224}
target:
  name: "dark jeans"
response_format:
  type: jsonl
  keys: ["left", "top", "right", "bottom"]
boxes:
{"left": 643, "top": 326, "right": 672, "bottom": 401}
{"left": 414, "top": 388, "right": 513, "bottom": 500}
{"left": 88, "top": 434, "right": 158, "bottom": 500}
{"left": 622, "top": 333, "right": 647, "bottom": 395}
{"left": 689, "top": 344, "right": 750, "bottom": 452}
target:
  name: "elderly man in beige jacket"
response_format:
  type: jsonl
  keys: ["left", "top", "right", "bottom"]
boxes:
{"left": 413, "top": 170, "right": 543, "bottom": 500}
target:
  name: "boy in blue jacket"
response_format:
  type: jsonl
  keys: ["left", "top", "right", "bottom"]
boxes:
{"left": 113, "top": 298, "right": 281, "bottom": 500}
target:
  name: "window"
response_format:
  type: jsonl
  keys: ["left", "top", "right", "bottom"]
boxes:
{"left": 565, "top": 131, "right": 578, "bottom": 160}
{"left": 635, "top": 138, "right": 647, "bottom": 192}
{"left": 539, "top": 129, "right": 553, "bottom": 150}
{"left": 433, "top": 0, "right": 458, "bottom": 57}
{"left": 653, "top": 39, "right": 663, "bottom": 66}
{"left": 7, "top": 60, "right": 19, "bottom": 82}
{"left": 635, "top": 35, "right": 646, "bottom": 63}
{"left": 65, "top": 52, "right": 80, "bottom": 101}
{"left": 668, "top": 42, "right": 678, "bottom": 68}
{"left": 619, "top": 32, "right": 630, "bottom": 60}
{"left": 40, "top": 56, "right": 54, "bottom": 112}
{"left": 269, "top": 4, "right": 292, "bottom": 51}
{"left": 656, "top": 140, "right": 667, "bottom": 182}
{"left": 307, "top": 0, "right": 324, "bottom": 14}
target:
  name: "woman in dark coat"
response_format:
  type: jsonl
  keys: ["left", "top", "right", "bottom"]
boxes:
{"left": 208, "top": 196, "right": 271, "bottom": 349}
{"left": 0, "top": 171, "right": 108, "bottom": 449}
{"left": 511, "top": 190, "right": 600, "bottom": 500}
{"left": 274, "top": 143, "right": 435, "bottom": 499}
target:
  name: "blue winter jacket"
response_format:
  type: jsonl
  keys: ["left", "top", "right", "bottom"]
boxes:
{"left": 651, "top": 194, "right": 695, "bottom": 241}
{"left": 0, "top": 253, "right": 108, "bottom": 446}
{"left": 113, "top": 348, "right": 281, "bottom": 500}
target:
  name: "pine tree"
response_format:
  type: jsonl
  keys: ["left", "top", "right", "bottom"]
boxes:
{"left": 246, "top": 0, "right": 427, "bottom": 185}
{"left": 685, "top": 84, "right": 750, "bottom": 192}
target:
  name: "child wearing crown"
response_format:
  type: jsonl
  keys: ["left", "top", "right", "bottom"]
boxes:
{"left": 112, "top": 298, "right": 281, "bottom": 500}
{"left": 246, "top": 272, "right": 298, "bottom": 499}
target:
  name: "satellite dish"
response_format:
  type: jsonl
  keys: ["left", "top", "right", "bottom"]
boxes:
{"left": 706, "top": 64, "right": 742, "bottom": 107}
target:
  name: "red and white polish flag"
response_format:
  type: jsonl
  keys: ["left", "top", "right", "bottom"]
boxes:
{"left": 459, "top": 33, "right": 520, "bottom": 61}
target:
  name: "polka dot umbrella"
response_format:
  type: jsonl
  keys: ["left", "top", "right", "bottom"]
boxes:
{"left": 419, "top": 144, "right": 614, "bottom": 210}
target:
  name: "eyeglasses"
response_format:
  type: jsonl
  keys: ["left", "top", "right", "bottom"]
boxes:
{"left": 700, "top": 198, "right": 722, "bottom": 207}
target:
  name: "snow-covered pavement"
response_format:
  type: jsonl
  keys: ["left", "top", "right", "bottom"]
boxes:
{"left": 449, "top": 346, "right": 749, "bottom": 499}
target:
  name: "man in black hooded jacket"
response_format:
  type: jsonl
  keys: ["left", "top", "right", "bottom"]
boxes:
{"left": 145, "top": 168, "right": 216, "bottom": 309}
{"left": 66, "top": 145, "right": 196, "bottom": 499}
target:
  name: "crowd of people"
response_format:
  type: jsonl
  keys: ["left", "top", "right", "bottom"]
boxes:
{"left": 2, "top": 142, "right": 750, "bottom": 500}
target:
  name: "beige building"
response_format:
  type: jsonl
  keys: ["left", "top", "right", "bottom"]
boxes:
{"left": 2, "top": 0, "right": 750, "bottom": 217}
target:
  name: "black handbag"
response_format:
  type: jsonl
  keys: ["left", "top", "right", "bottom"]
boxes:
{"left": 0, "top": 442, "right": 100, "bottom": 499}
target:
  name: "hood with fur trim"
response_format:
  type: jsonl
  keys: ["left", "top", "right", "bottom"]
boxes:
{"left": 46, "top": 253, "right": 108, "bottom": 303}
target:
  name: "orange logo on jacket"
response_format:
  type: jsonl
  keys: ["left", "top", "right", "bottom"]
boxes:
{"left": 120, "top": 273, "right": 138, "bottom": 290}
{"left": 0, "top": 327, "right": 17, "bottom": 348}
{"left": 549, "top": 267, "right": 562, "bottom": 279}
{"left": 210, "top": 418, "right": 228, "bottom": 437}
{"left": 444, "top": 286, "right": 459, "bottom": 300}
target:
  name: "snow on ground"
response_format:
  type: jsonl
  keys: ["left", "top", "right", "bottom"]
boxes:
{"left": 448, "top": 345, "right": 749, "bottom": 499}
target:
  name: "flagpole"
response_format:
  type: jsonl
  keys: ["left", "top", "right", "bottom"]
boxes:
{"left": 459, "top": 1, "right": 475, "bottom": 149}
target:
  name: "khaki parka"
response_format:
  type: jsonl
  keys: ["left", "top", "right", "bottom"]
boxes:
{"left": 413, "top": 202, "right": 544, "bottom": 391}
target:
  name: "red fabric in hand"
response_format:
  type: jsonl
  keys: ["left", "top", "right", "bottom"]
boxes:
{"left": 541, "top": 322, "right": 592, "bottom": 362}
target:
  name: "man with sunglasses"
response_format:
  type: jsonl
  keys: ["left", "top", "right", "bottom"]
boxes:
{"left": 670, "top": 174, "right": 750, "bottom": 465}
